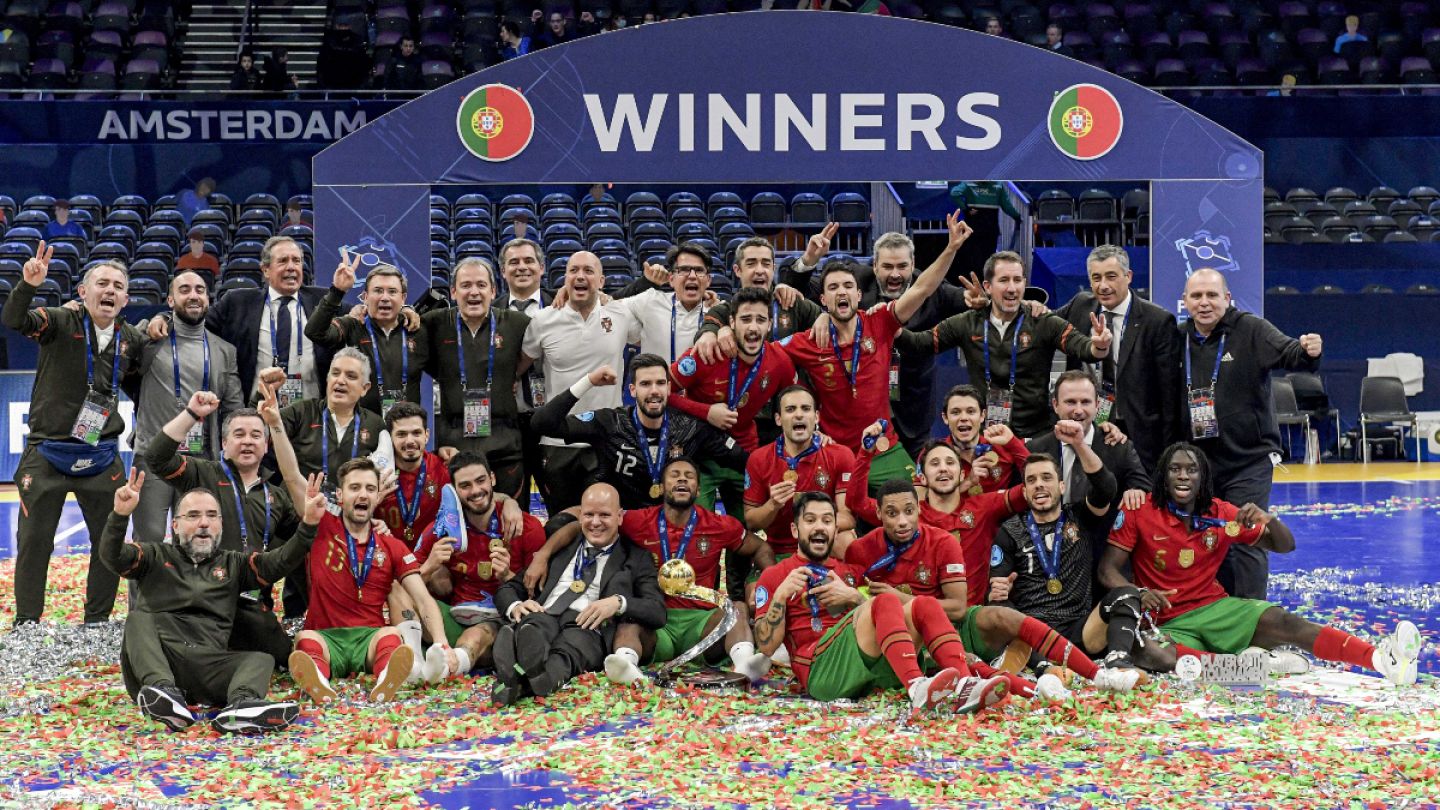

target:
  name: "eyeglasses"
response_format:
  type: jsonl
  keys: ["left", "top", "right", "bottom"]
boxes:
{"left": 178, "top": 510, "right": 221, "bottom": 521}
{"left": 671, "top": 266, "right": 708, "bottom": 276}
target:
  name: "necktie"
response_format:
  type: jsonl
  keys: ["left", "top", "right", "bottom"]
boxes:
{"left": 1065, "top": 449, "right": 1084, "bottom": 506}
{"left": 275, "top": 296, "right": 295, "bottom": 372}
{"left": 1101, "top": 310, "right": 1117, "bottom": 387}
{"left": 547, "top": 546, "right": 600, "bottom": 616}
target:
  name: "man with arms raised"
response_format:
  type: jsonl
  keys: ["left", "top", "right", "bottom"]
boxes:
{"left": 607, "top": 242, "right": 714, "bottom": 363}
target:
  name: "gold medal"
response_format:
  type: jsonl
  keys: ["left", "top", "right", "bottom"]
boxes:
{"left": 490, "top": 537, "right": 506, "bottom": 552}
{"left": 969, "top": 485, "right": 983, "bottom": 496}
{"left": 1178, "top": 549, "right": 1195, "bottom": 568}
{"left": 570, "top": 580, "right": 587, "bottom": 594}
{"left": 1046, "top": 577, "right": 1063, "bottom": 595}
{"left": 649, "top": 483, "right": 662, "bottom": 498}
{"left": 477, "top": 562, "right": 493, "bottom": 579}
{"left": 898, "top": 584, "right": 913, "bottom": 595}
{"left": 874, "top": 436, "right": 891, "bottom": 454}
{"left": 782, "top": 470, "right": 799, "bottom": 483}
{"left": 981, "top": 451, "right": 999, "bottom": 465}
{"left": 1224, "top": 521, "right": 1241, "bottom": 537}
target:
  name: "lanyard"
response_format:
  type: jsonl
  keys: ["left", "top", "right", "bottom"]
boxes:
{"left": 670, "top": 294, "right": 703, "bottom": 363}
{"left": 1185, "top": 331, "right": 1227, "bottom": 390}
{"left": 829, "top": 316, "right": 864, "bottom": 391}
{"left": 1166, "top": 502, "right": 1226, "bottom": 532}
{"left": 82, "top": 313, "right": 123, "bottom": 394}
{"left": 632, "top": 407, "right": 670, "bottom": 487}
{"left": 322, "top": 408, "right": 362, "bottom": 482}
{"left": 170, "top": 328, "right": 211, "bottom": 401}
{"left": 770, "top": 298, "right": 780, "bottom": 340}
{"left": 982, "top": 311, "right": 1025, "bottom": 388}
{"left": 572, "top": 543, "right": 613, "bottom": 584}
{"left": 776, "top": 434, "right": 821, "bottom": 471}
{"left": 265, "top": 291, "right": 303, "bottom": 369}
{"left": 804, "top": 562, "right": 829, "bottom": 625}
{"left": 222, "top": 461, "right": 270, "bottom": 551}
{"left": 657, "top": 507, "right": 700, "bottom": 563}
{"left": 865, "top": 529, "right": 918, "bottom": 576}
{"left": 397, "top": 461, "right": 427, "bottom": 530}
{"left": 456, "top": 311, "right": 495, "bottom": 392}
{"left": 1025, "top": 512, "right": 1065, "bottom": 581}
{"left": 343, "top": 525, "right": 378, "bottom": 598}
{"left": 364, "top": 316, "right": 407, "bottom": 392}
{"left": 727, "top": 343, "right": 765, "bottom": 410}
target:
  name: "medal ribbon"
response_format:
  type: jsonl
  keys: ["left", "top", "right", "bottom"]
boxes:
{"left": 775, "top": 434, "right": 821, "bottom": 472}
{"left": 1025, "top": 512, "right": 1065, "bottom": 582}
{"left": 397, "top": 461, "right": 428, "bottom": 532}
{"left": 657, "top": 507, "right": 700, "bottom": 563}
{"left": 865, "top": 529, "right": 918, "bottom": 576}
{"left": 982, "top": 311, "right": 1025, "bottom": 388}
{"left": 632, "top": 406, "right": 670, "bottom": 492}
{"left": 572, "top": 542, "right": 614, "bottom": 585}
{"left": 829, "top": 316, "right": 863, "bottom": 391}
{"left": 343, "top": 525, "right": 378, "bottom": 597}
{"left": 1166, "top": 502, "right": 1226, "bottom": 532}
{"left": 804, "top": 562, "right": 829, "bottom": 627}
{"left": 727, "top": 343, "right": 765, "bottom": 410}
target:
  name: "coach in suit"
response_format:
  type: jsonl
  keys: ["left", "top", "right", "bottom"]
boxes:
{"left": 496, "top": 237, "right": 553, "bottom": 509}
{"left": 205, "top": 235, "right": 333, "bottom": 399}
{"left": 1027, "top": 370, "right": 1150, "bottom": 515}
{"left": 1052, "top": 245, "right": 1183, "bottom": 475}
{"left": 491, "top": 483, "right": 665, "bottom": 705}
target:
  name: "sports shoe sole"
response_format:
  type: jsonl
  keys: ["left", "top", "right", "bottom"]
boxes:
{"left": 370, "top": 645, "right": 415, "bottom": 702}
{"left": 1385, "top": 620, "right": 1422, "bottom": 686}
{"left": 912, "top": 666, "right": 964, "bottom": 715}
{"left": 136, "top": 686, "right": 195, "bottom": 732}
{"left": 288, "top": 651, "right": 339, "bottom": 704}
{"left": 996, "top": 640, "right": 1033, "bottom": 674}
{"left": 515, "top": 622, "right": 549, "bottom": 676}
{"left": 955, "top": 675, "right": 1010, "bottom": 715}
{"left": 212, "top": 701, "right": 299, "bottom": 734}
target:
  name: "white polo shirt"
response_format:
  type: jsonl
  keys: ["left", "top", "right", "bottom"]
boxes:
{"left": 522, "top": 301, "right": 640, "bottom": 447}
{"left": 607, "top": 288, "right": 705, "bottom": 363}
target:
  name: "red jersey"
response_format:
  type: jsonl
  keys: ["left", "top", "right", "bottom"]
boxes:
{"left": 375, "top": 452, "right": 452, "bottom": 549}
{"left": 670, "top": 342, "right": 797, "bottom": 452}
{"left": 847, "top": 444, "right": 1024, "bottom": 606}
{"left": 778, "top": 303, "right": 902, "bottom": 450}
{"left": 1108, "top": 499, "right": 1266, "bottom": 624}
{"left": 622, "top": 505, "right": 746, "bottom": 611}
{"left": 305, "top": 513, "right": 420, "bottom": 631}
{"left": 743, "top": 440, "right": 855, "bottom": 555}
{"left": 943, "top": 436, "right": 1023, "bottom": 493}
{"left": 753, "top": 554, "right": 868, "bottom": 691}
{"left": 413, "top": 511, "right": 547, "bottom": 604}
{"left": 844, "top": 523, "right": 967, "bottom": 598}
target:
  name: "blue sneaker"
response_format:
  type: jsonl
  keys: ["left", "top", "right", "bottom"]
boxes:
{"left": 434, "top": 483, "right": 465, "bottom": 553}
{"left": 450, "top": 597, "right": 498, "bottom": 626}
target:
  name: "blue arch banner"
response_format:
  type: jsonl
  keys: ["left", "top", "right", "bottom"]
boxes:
{"left": 314, "top": 11, "right": 1263, "bottom": 315}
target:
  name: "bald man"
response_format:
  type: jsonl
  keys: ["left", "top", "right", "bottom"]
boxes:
{"left": 490, "top": 483, "right": 665, "bottom": 705}
{"left": 1180, "top": 269, "right": 1322, "bottom": 598}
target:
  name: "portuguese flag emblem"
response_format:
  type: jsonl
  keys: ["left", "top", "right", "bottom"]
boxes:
{"left": 1048, "top": 84, "right": 1123, "bottom": 161}
{"left": 457, "top": 84, "right": 535, "bottom": 162}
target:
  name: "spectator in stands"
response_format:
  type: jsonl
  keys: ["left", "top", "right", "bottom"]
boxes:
{"left": 1047, "top": 24, "right": 1072, "bottom": 56}
{"left": 1267, "top": 74, "right": 1297, "bottom": 97}
{"left": 283, "top": 201, "right": 310, "bottom": 228}
{"left": 576, "top": 10, "right": 602, "bottom": 36}
{"left": 264, "top": 47, "right": 299, "bottom": 96}
{"left": 984, "top": 16, "right": 1006, "bottom": 37}
{"left": 500, "top": 20, "right": 531, "bottom": 60}
{"left": 177, "top": 178, "right": 216, "bottom": 227}
{"left": 317, "top": 18, "right": 371, "bottom": 91}
{"left": 44, "top": 200, "right": 86, "bottom": 241}
{"left": 1334, "top": 15, "right": 1366, "bottom": 53}
{"left": 176, "top": 228, "right": 221, "bottom": 277}
{"left": 532, "top": 10, "right": 577, "bottom": 49}
{"left": 384, "top": 36, "right": 423, "bottom": 90}
{"left": 230, "top": 50, "right": 263, "bottom": 92}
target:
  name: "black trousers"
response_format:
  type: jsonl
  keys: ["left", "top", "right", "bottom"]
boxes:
{"left": 516, "top": 410, "right": 547, "bottom": 513}
{"left": 1213, "top": 456, "right": 1275, "bottom": 601}
{"left": 120, "top": 610, "right": 273, "bottom": 705}
{"left": 512, "top": 609, "right": 606, "bottom": 686}
{"left": 228, "top": 599, "right": 294, "bottom": 670}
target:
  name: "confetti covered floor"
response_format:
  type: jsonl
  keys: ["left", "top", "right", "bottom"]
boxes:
{"left": 1, "top": 466, "right": 1439, "bottom": 809}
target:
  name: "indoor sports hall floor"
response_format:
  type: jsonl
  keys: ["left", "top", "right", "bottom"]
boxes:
{"left": 1, "top": 463, "right": 1437, "bottom": 809}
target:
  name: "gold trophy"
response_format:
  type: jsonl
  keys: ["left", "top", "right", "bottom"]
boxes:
{"left": 654, "top": 558, "right": 743, "bottom": 687}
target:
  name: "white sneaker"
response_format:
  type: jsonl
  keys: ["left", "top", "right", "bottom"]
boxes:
{"left": 733, "top": 651, "right": 772, "bottom": 683}
{"left": 1092, "top": 666, "right": 1141, "bottom": 693}
{"left": 907, "top": 666, "right": 963, "bottom": 714}
{"left": 771, "top": 644, "right": 791, "bottom": 667}
{"left": 422, "top": 645, "right": 450, "bottom": 683}
{"left": 1373, "top": 620, "right": 1422, "bottom": 687}
{"left": 953, "top": 675, "right": 1010, "bottom": 714}
{"left": 1035, "top": 672, "right": 1073, "bottom": 703}
{"left": 604, "top": 653, "right": 648, "bottom": 685}
{"left": 1243, "top": 646, "right": 1311, "bottom": 676}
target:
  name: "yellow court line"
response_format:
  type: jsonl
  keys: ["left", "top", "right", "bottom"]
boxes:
{"left": 1274, "top": 462, "right": 1440, "bottom": 484}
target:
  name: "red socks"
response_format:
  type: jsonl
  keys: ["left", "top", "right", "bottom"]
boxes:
{"left": 871, "top": 593, "right": 924, "bottom": 685}
{"left": 296, "top": 637, "right": 331, "bottom": 679}
{"left": 972, "top": 659, "right": 1035, "bottom": 698}
{"left": 372, "top": 633, "right": 403, "bottom": 675}
{"left": 909, "top": 597, "right": 972, "bottom": 677}
{"left": 1172, "top": 643, "right": 1215, "bottom": 662}
{"left": 1017, "top": 617, "right": 1099, "bottom": 680}
{"left": 1313, "top": 626, "right": 1377, "bottom": 670}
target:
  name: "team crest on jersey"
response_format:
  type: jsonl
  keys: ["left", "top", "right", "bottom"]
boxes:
{"left": 814, "top": 468, "right": 830, "bottom": 489}
{"left": 601, "top": 318, "right": 613, "bottom": 333}
{"left": 698, "top": 537, "right": 711, "bottom": 555}
{"left": 492, "top": 333, "right": 504, "bottom": 349}
{"left": 1203, "top": 530, "right": 1218, "bottom": 551}
{"left": 677, "top": 356, "right": 697, "bottom": 376}
{"left": 375, "top": 549, "right": 388, "bottom": 566}
{"left": 861, "top": 336, "right": 875, "bottom": 354}
{"left": 1018, "top": 333, "right": 1031, "bottom": 349}
{"left": 118, "top": 340, "right": 129, "bottom": 356}
{"left": 669, "top": 444, "right": 684, "bottom": 458}
{"left": 1064, "top": 523, "right": 1079, "bottom": 543}
{"left": 759, "top": 372, "right": 771, "bottom": 391}
{"left": 843, "top": 573, "right": 857, "bottom": 586}
{"left": 426, "top": 480, "right": 437, "bottom": 496}
{"left": 211, "top": 566, "right": 227, "bottom": 581}
{"left": 959, "top": 510, "right": 976, "bottom": 528}
{"left": 916, "top": 564, "right": 932, "bottom": 585}
{"left": 779, "top": 313, "right": 792, "bottom": 330}
{"left": 19, "top": 474, "right": 30, "bottom": 491}
{"left": 408, "top": 338, "right": 417, "bottom": 351}
{"left": 1154, "top": 551, "right": 1166, "bottom": 571}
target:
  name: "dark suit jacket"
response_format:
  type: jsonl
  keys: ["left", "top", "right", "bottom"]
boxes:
{"left": 206, "top": 286, "right": 334, "bottom": 396}
{"left": 1054, "top": 291, "right": 1183, "bottom": 473}
{"left": 494, "top": 290, "right": 553, "bottom": 311}
{"left": 1026, "top": 430, "right": 1150, "bottom": 517}
{"left": 494, "top": 535, "right": 666, "bottom": 648}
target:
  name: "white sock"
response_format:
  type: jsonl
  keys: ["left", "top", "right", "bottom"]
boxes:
{"left": 398, "top": 620, "right": 424, "bottom": 682}
{"left": 728, "top": 641, "right": 756, "bottom": 665}
{"left": 605, "top": 648, "right": 646, "bottom": 685}
{"left": 453, "top": 647, "right": 472, "bottom": 676}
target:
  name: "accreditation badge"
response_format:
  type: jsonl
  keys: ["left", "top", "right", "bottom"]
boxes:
{"left": 71, "top": 390, "right": 115, "bottom": 446}
{"left": 985, "top": 387, "right": 1013, "bottom": 428}
{"left": 464, "top": 388, "right": 492, "bottom": 437}
{"left": 1188, "top": 386, "right": 1219, "bottom": 440}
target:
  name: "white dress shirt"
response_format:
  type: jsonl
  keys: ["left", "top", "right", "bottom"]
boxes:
{"left": 539, "top": 541, "right": 616, "bottom": 614}
{"left": 257, "top": 284, "right": 317, "bottom": 399}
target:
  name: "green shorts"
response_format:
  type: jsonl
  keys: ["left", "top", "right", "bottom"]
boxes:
{"left": 805, "top": 609, "right": 902, "bottom": 701}
{"left": 1160, "top": 597, "right": 1274, "bottom": 654}
{"left": 317, "top": 626, "right": 381, "bottom": 679}
{"left": 957, "top": 605, "right": 1001, "bottom": 662}
{"left": 698, "top": 460, "right": 745, "bottom": 512}
{"left": 867, "top": 442, "right": 916, "bottom": 495}
{"left": 653, "top": 608, "right": 718, "bottom": 663}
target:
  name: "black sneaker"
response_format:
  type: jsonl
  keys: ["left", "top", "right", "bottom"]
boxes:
{"left": 212, "top": 699, "right": 299, "bottom": 734}
{"left": 137, "top": 684, "right": 195, "bottom": 731}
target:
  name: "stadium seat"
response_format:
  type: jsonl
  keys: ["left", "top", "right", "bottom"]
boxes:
{"left": 748, "top": 192, "right": 786, "bottom": 227}
{"left": 588, "top": 236, "right": 629, "bottom": 255}
{"left": 670, "top": 206, "right": 707, "bottom": 228}
{"left": 674, "top": 222, "right": 714, "bottom": 242}
{"left": 579, "top": 193, "right": 617, "bottom": 215}
{"left": 1323, "top": 187, "right": 1359, "bottom": 208}
{"left": 790, "top": 193, "right": 827, "bottom": 227}
{"left": 1406, "top": 283, "right": 1440, "bottom": 295}
{"left": 626, "top": 205, "right": 666, "bottom": 227}
{"left": 1407, "top": 186, "right": 1440, "bottom": 210}
{"left": 541, "top": 225, "right": 580, "bottom": 247}
{"left": 1360, "top": 283, "right": 1395, "bottom": 294}
{"left": 540, "top": 207, "right": 580, "bottom": 229}
{"left": 583, "top": 206, "right": 622, "bottom": 227}
{"left": 635, "top": 238, "right": 674, "bottom": 258}
{"left": 1382, "top": 231, "right": 1418, "bottom": 243}
{"left": 625, "top": 192, "right": 662, "bottom": 213}
{"left": 717, "top": 222, "right": 755, "bottom": 240}
{"left": 705, "top": 192, "right": 744, "bottom": 219}
{"left": 711, "top": 206, "right": 748, "bottom": 231}
{"left": 1318, "top": 217, "right": 1356, "bottom": 242}
{"left": 832, "top": 193, "right": 870, "bottom": 227}
{"left": 539, "top": 193, "right": 575, "bottom": 214}
{"left": 1386, "top": 199, "right": 1422, "bottom": 229}
{"left": 1310, "top": 284, "right": 1345, "bottom": 295}
{"left": 665, "top": 192, "right": 702, "bottom": 218}
{"left": 1409, "top": 217, "right": 1440, "bottom": 241}
{"left": 1264, "top": 202, "right": 1299, "bottom": 230}
{"left": 1279, "top": 217, "right": 1319, "bottom": 244}
{"left": 1036, "top": 189, "right": 1075, "bottom": 224}
{"left": 630, "top": 221, "right": 671, "bottom": 244}
{"left": 1342, "top": 200, "right": 1378, "bottom": 226}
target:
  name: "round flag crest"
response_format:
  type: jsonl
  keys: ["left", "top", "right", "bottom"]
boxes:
{"left": 1048, "top": 83, "right": 1123, "bottom": 161}
{"left": 457, "top": 84, "right": 535, "bottom": 162}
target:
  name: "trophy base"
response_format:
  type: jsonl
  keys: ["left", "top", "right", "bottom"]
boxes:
{"left": 660, "top": 669, "right": 751, "bottom": 690}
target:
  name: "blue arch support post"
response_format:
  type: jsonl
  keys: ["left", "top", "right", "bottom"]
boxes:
{"left": 313, "top": 11, "right": 1263, "bottom": 315}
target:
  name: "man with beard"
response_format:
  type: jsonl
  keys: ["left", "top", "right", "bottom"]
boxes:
{"left": 900, "top": 251, "right": 1111, "bottom": 439}
{"left": 846, "top": 478, "right": 1140, "bottom": 695}
{"left": 146, "top": 386, "right": 302, "bottom": 668}
{"left": 373, "top": 401, "right": 451, "bottom": 549}
{"left": 423, "top": 257, "right": 530, "bottom": 498}
{"left": 410, "top": 451, "right": 547, "bottom": 682}
{"left": 669, "top": 287, "right": 798, "bottom": 514}
{"left": 288, "top": 458, "right": 454, "bottom": 704}
{"left": 491, "top": 483, "right": 666, "bottom": 705}
{"left": 130, "top": 271, "right": 245, "bottom": 543}
{"left": 603, "top": 457, "right": 776, "bottom": 685}
{"left": 777, "top": 213, "right": 971, "bottom": 490}
{"left": 606, "top": 242, "right": 713, "bottom": 364}
{"left": 1099, "top": 443, "right": 1421, "bottom": 685}
{"left": 848, "top": 423, "right": 1028, "bottom": 611}
{"left": 3, "top": 247, "right": 147, "bottom": 626}
{"left": 521, "top": 251, "right": 640, "bottom": 512}
{"left": 752, "top": 492, "right": 1010, "bottom": 714}
{"left": 305, "top": 256, "right": 426, "bottom": 419}
{"left": 101, "top": 470, "right": 320, "bottom": 733}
